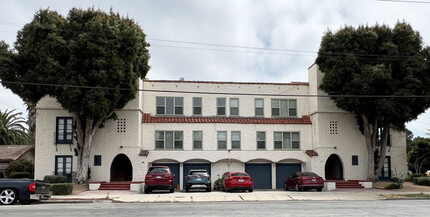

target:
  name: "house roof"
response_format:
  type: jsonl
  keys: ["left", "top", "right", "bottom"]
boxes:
{"left": 142, "top": 113, "right": 312, "bottom": 125}
{"left": 143, "top": 79, "right": 309, "bottom": 86}
{"left": 0, "top": 145, "right": 34, "bottom": 163}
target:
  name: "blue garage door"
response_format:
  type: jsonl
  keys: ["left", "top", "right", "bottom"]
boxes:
{"left": 152, "top": 163, "right": 180, "bottom": 188}
{"left": 245, "top": 163, "right": 272, "bottom": 189}
{"left": 183, "top": 163, "right": 211, "bottom": 188}
{"left": 276, "top": 163, "right": 301, "bottom": 189}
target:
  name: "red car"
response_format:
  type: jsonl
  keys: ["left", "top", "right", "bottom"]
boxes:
{"left": 144, "top": 166, "right": 174, "bottom": 193}
{"left": 284, "top": 172, "right": 324, "bottom": 192}
{"left": 222, "top": 172, "right": 253, "bottom": 192}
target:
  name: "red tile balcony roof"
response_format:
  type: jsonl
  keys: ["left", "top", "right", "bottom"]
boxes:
{"left": 142, "top": 113, "right": 312, "bottom": 125}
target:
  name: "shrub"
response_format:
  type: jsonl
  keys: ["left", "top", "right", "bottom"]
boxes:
{"left": 51, "top": 183, "right": 73, "bottom": 195}
{"left": 213, "top": 178, "right": 223, "bottom": 191}
{"left": 413, "top": 177, "right": 430, "bottom": 186}
{"left": 9, "top": 172, "right": 31, "bottom": 178}
{"left": 4, "top": 159, "right": 34, "bottom": 178}
{"left": 384, "top": 182, "right": 402, "bottom": 189}
{"left": 44, "top": 175, "right": 67, "bottom": 183}
{"left": 391, "top": 177, "right": 400, "bottom": 183}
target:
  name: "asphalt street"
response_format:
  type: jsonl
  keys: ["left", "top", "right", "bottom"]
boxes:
{"left": 1, "top": 200, "right": 429, "bottom": 217}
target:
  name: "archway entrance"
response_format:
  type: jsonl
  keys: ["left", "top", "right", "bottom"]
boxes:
{"left": 324, "top": 154, "right": 344, "bottom": 180}
{"left": 110, "top": 154, "right": 133, "bottom": 181}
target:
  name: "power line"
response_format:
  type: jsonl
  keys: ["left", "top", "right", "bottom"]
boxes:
{"left": 2, "top": 80, "right": 430, "bottom": 98}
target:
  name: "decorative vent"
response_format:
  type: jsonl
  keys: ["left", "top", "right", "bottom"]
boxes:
{"left": 117, "top": 119, "right": 126, "bottom": 133}
{"left": 329, "top": 121, "right": 338, "bottom": 135}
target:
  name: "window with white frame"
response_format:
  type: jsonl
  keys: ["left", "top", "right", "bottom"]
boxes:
{"left": 217, "top": 98, "right": 226, "bottom": 116}
{"left": 257, "top": 131, "right": 266, "bottom": 149}
{"left": 156, "top": 97, "right": 183, "bottom": 115}
{"left": 217, "top": 131, "right": 227, "bottom": 150}
{"left": 255, "top": 99, "right": 264, "bottom": 116}
{"left": 271, "top": 99, "right": 297, "bottom": 117}
{"left": 193, "top": 97, "right": 202, "bottom": 115}
{"left": 230, "top": 98, "right": 239, "bottom": 116}
{"left": 231, "top": 131, "right": 241, "bottom": 149}
{"left": 155, "top": 131, "right": 183, "bottom": 149}
{"left": 274, "top": 132, "right": 300, "bottom": 150}
{"left": 193, "top": 131, "right": 203, "bottom": 150}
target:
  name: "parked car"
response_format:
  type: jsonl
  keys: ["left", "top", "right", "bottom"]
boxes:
{"left": 185, "top": 169, "right": 211, "bottom": 192}
{"left": 144, "top": 166, "right": 174, "bottom": 193}
{"left": 0, "top": 179, "right": 50, "bottom": 205}
{"left": 284, "top": 172, "right": 324, "bottom": 192}
{"left": 222, "top": 172, "right": 253, "bottom": 192}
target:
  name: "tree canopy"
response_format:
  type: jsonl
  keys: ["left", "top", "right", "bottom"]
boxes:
{"left": 0, "top": 8, "right": 151, "bottom": 183}
{"left": 315, "top": 22, "right": 430, "bottom": 180}
{"left": 408, "top": 137, "right": 430, "bottom": 174}
{"left": 0, "top": 109, "right": 31, "bottom": 145}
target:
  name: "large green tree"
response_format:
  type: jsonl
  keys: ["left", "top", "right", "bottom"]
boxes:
{"left": 316, "top": 22, "right": 430, "bottom": 181}
{"left": 0, "top": 109, "right": 31, "bottom": 145}
{"left": 407, "top": 137, "right": 430, "bottom": 174}
{"left": 0, "top": 8, "right": 150, "bottom": 183}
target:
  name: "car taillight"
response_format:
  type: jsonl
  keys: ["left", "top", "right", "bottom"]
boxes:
{"left": 29, "top": 182, "right": 36, "bottom": 192}
{"left": 165, "top": 174, "right": 171, "bottom": 178}
{"left": 208, "top": 175, "right": 211, "bottom": 180}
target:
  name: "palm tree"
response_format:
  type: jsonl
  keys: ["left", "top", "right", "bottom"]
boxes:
{"left": 0, "top": 109, "right": 31, "bottom": 145}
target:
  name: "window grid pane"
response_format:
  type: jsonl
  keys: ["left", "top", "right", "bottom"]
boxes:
{"left": 218, "top": 131, "right": 227, "bottom": 149}
{"left": 257, "top": 132, "right": 266, "bottom": 149}
{"left": 231, "top": 131, "right": 240, "bottom": 149}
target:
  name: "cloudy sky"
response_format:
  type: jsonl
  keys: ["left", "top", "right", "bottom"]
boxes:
{"left": 1, "top": 0, "right": 429, "bottom": 137}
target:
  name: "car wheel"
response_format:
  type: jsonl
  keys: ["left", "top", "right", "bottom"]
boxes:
{"left": 206, "top": 187, "right": 211, "bottom": 192}
{"left": 284, "top": 183, "right": 289, "bottom": 191}
{"left": 317, "top": 188, "right": 323, "bottom": 192}
{"left": 186, "top": 187, "right": 189, "bottom": 192}
{"left": 144, "top": 187, "right": 150, "bottom": 194}
{"left": 0, "top": 188, "right": 17, "bottom": 205}
{"left": 249, "top": 188, "right": 253, "bottom": 192}
{"left": 295, "top": 183, "right": 300, "bottom": 191}
{"left": 170, "top": 187, "right": 174, "bottom": 193}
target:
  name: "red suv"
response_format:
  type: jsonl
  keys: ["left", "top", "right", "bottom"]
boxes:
{"left": 222, "top": 172, "right": 253, "bottom": 192}
{"left": 144, "top": 166, "right": 174, "bottom": 193}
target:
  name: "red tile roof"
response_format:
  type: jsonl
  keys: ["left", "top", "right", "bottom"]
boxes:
{"left": 0, "top": 145, "right": 34, "bottom": 163}
{"left": 142, "top": 113, "right": 312, "bottom": 125}
{"left": 305, "top": 150, "right": 319, "bottom": 157}
{"left": 143, "top": 79, "right": 309, "bottom": 86}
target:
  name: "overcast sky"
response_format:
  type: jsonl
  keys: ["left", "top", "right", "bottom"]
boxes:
{"left": 1, "top": 0, "right": 429, "bottom": 137}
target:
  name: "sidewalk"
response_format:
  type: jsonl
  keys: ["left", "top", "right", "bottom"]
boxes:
{"left": 45, "top": 188, "right": 430, "bottom": 203}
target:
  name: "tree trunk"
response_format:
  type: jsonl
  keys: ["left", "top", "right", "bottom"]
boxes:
{"left": 361, "top": 113, "right": 377, "bottom": 181}
{"left": 73, "top": 114, "right": 103, "bottom": 184}
{"left": 375, "top": 127, "right": 389, "bottom": 177}
{"left": 26, "top": 102, "right": 36, "bottom": 145}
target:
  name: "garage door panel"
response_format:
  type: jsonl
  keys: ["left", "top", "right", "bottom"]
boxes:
{"left": 276, "top": 163, "right": 301, "bottom": 189}
{"left": 152, "top": 163, "right": 180, "bottom": 188}
{"left": 245, "top": 163, "right": 271, "bottom": 189}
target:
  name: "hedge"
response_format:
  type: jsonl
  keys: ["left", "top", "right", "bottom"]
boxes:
{"left": 413, "top": 177, "right": 430, "bottom": 186}
{"left": 384, "top": 182, "right": 402, "bottom": 189}
{"left": 51, "top": 183, "right": 73, "bottom": 195}
{"left": 9, "top": 172, "right": 31, "bottom": 178}
{"left": 43, "top": 175, "right": 67, "bottom": 183}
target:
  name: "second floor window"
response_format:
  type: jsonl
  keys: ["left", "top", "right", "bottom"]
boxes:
{"left": 156, "top": 97, "right": 183, "bottom": 115}
{"left": 255, "top": 99, "right": 264, "bottom": 116}
{"left": 257, "top": 131, "right": 266, "bottom": 149}
{"left": 193, "top": 97, "right": 202, "bottom": 115}
{"left": 274, "top": 132, "right": 300, "bottom": 150}
{"left": 231, "top": 131, "right": 241, "bottom": 149}
{"left": 56, "top": 117, "right": 73, "bottom": 144}
{"left": 155, "top": 131, "right": 183, "bottom": 149}
{"left": 271, "top": 99, "right": 297, "bottom": 117}
{"left": 217, "top": 131, "right": 227, "bottom": 149}
{"left": 193, "top": 131, "right": 203, "bottom": 149}
{"left": 217, "top": 98, "right": 226, "bottom": 116}
{"left": 230, "top": 98, "right": 239, "bottom": 116}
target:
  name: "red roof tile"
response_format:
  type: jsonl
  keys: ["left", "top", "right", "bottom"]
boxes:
{"left": 142, "top": 113, "right": 312, "bottom": 125}
{"left": 306, "top": 150, "right": 319, "bottom": 157}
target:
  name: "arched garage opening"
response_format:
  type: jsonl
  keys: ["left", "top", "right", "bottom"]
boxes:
{"left": 324, "top": 154, "right": 344, "bottom": 180}
{"left": 110, "top": 154, "right": 133, "bottom": 181}
{"left": 152, "top": 159, "right": 180, "bottom": 189}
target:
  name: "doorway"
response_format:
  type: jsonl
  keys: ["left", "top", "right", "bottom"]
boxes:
{"left": 110, "top": 154, "right": 133, "bottom": 181}
{"left": 324, "top": 154, "right": 344, "bottom": 180}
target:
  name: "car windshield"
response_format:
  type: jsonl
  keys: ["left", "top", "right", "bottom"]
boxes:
{"left": 190, "top": 171, "right": 208, "bottom": 176}
{"left": 148, "top": 167, "right": 169, "bottom": 174}
{"left": 301, "top": 172, "right": 319, "bottom": 177}
{"left": 231, "top": 173, "right": 248, "bottom": 177}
